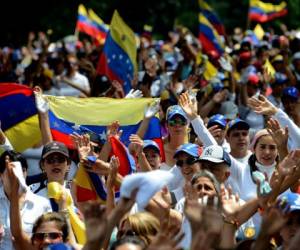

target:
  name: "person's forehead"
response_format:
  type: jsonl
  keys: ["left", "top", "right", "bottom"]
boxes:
{"left": 229, "top": 128, "right": 249, "bottom": 135}
{"left": 36, "top": 221, "right": 62, "bottom": 233}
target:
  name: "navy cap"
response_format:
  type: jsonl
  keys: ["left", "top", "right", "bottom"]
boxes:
{"left": 166, "top": 105, "right": 188, "bottom": 121}
{"left": 278, "top": 193, "right": 300, "bottom": 212}
{"left": 283, "top": 87, "right": 299, "bottom": 100}
{"left": 227, "top": 118, "right": 250, "bottom": 135}
{"left": 143, "top": 140, "right": 160, "bottom": 154}
{"left": 174, "top": 143, "right": 200, "bottom": 158}
{"left": 199, "top": 145, "right": 231, "bottom": 166}
{"left": 207, "top": 114, "right": 227, "bottom": 129}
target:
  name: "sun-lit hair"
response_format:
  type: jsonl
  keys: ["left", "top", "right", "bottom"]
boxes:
{"left": 119, "top": 212, "right": 160, "bottom": 245}
{"left": 32, "top": 212, "right": 69, "bottom": 242}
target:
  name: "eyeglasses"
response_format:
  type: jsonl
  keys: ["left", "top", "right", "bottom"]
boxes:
{"left": 168, "top": 119, "right": 187, "bottom": 127}
{"left": 45, "top": 155, "right": 67, "bottom": 164}
{"left": 32, "top": 232, "right": 63, "bottom": 242}
{"left": 176, "top": 157, "right": 198, "bottom": 167}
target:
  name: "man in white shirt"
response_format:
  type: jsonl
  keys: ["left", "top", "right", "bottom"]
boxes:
{"left": 226, "top": 118, "right": 252, "bottom": 165}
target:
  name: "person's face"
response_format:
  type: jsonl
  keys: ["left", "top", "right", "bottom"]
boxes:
{"left": 167, "top": 115, "right": 188, "bottom": 136}
{"left": 227, "top": 129, "right": 250, "bottom": 153}
{"left": 42, "top": 153, "right": 69, "bottom": 183}
{"left": 201, "top": 161, "right": 230, "bottom": 183}
{"left": 143, "top": 148, "right": 161, "bottom": 169}
{"left": 116, "top": 243, "right": 143, "bottom": 250}
{"left": 247, "top": 84, "right": 259, "bottom": 97}
{"left": 176, "top": 152, "right": 200, "bottom": 181}
{"left": 254, "top": 135, "right": 278, "bottom": 166}
{"left": 280, "top": 212, "right": 300, "bottom": 245}
{"left": 193, "top": 176, "right": 217, "bottom": 198}
{"left": 32, "top": 221, "right": 64, "bottom": 249}
{"left": 282, "top": 99, "right": 298, "bottom": 114}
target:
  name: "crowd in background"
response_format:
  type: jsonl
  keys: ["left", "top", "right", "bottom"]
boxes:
{"left": 1, "top": 23, "right": 300, "bottom": 250}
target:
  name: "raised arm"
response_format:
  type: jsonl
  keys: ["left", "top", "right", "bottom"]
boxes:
{"left": 33, "top": 86, "right": 52, "bottom": 145}
{"left": 248, "top": 94, "right": 300, "bottom": 150}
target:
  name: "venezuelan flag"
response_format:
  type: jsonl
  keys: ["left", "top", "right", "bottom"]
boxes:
{"left": 76, "top": 4, "right": 109, "bottom": 44}
{"left": 97, "top": 10, "right": 137, "bottom": 94}
{"left": 0, "top": 83, "right": 41, "bottom": 152}
{"left": 249, "top": 0, "right": 287, "bottom": 23}
{"left": 46, "top": 96, "right": 162, "bottom": 202}
{"left": 199, "top": 1, "right": 225, "bottom": 36}
{"left": 199, "top": 13, "right": 224, "bottom": 57}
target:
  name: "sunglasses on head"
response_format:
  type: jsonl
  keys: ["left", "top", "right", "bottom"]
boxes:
{"left": 176, "top": 157, "right": 198, "bottom": 167}
{"left": 168, "top": 119, "right": 187, "bottom": 127}
{"left": 32, "top": 232, "right": 63, "bottom": 241}
{"left": 45, "top": 155, "right": 67, "bottom": 164}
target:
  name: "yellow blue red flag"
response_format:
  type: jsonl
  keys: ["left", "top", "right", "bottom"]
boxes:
{"left": 249, "top": 0, "right": 287, "bottom": 23}
{"left": 97, "top": 10, "right": 137, "bottom": 94}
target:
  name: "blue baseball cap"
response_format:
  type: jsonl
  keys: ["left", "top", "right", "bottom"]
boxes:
{"left": 210, "top": 78, "right": 224, "bottom": 92}
{"left": 143, "top": 140, "right": 160, "bottom": 154}
{"left": 283, "top": 87, "right": 299, "bottom": 100}
{"left": 278, "top": 193, "right": 300, "bottom": 212}
{"left": 227, "top": 118, "right": 250, "bottom": 135}
{"left": 44, "top": 243, "right": 75, "bottom": 250}
{"left": 174, "top": 143, "right": 200, "bottom": 158}
{"left": 207, "top": 114, "right": 227, "bottom": 129}
{"left": 166, "top": 105, "right": 188, "bottom": 121}
{"left": 274, "top": 72, "right": 288, "bottom": 85}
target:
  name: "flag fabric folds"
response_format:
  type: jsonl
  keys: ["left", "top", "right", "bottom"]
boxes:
{"left": 199, "top": 14, "right": 224, "bottom": 57}
{"left": 199, "top": 1, "right": 225, "bottom": 36}
{"left": 0, "top": 83, "right": 41, "bottom": 152}
{"left": 46, "top": 96, "right": 162, "bottom": 202}
{"left": 76, "top": 4, "right": 109, "bottom": 44}
{"left": 97, "top": 10, "right": 137, "bottom": 94}
{"left": 249, "top": 0, "right": 288, "bottom": 23}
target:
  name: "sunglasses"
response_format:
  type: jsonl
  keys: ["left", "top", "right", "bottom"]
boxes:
{"left": 176, "top": 157, "right": 198, "bottom": 167}
{"left": 45, "top": 155, "right": 67, "bottom": 164}
{"left": 32, "top": 232, "right": 63, "bottom": 241}
{"left": 168, "top": 119, "right": 187, "bottom": 127}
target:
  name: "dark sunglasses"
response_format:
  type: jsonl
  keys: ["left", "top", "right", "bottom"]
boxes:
{"left": 168, "top": 119, "right": 187, "bottom": 127}
{"left": 32, "top": 232, "right": 63, "bottom": 241}
{"left": 45, "top": 155, "right": 67, "bottom": 164}
{"left": 176, "top": 157, "right": 198, "bottom": 167}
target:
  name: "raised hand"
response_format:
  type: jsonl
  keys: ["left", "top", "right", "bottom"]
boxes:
{"left": 128, "top": 134, "right": 144, "bottom": 155}
{"left": 247, "top": 94, "right": 278, "bottom": 116}
{"left": 267, "top": 118, "right": 288, "bottom": 148}
{"left": 106, "top": 156, "right": 119, "bottom": 189}
{"left": 33, "top": 86, "right": 49, "bottom": 113}
{"left": 178, "top": 92, "right": 198, "bottom": 120}
{"left": 183, "top": 75, "right": 198, "bottom": 90}
{"left": 218, "top": 57, "right": 233, "bottom": 72}
{"left": 144, "top": 99, "right": 160, "bottom": 119}
{"left": 277, "top": 150, "right": 300, "bottom": 177}
{"left": 212, "top": 89, "right": 228, "bottom": 104}
{"left": 220, "top": 185, "right": 240, "bottom": 221}
{"left": 82, "top": 202, "right": 108, "bottom": 247}
{"left": 70, "top": 133, "right": 94, "bottom": 160}
{"left": 107, "top": 121, "right": 122, "bottom": 140}
{"left": 125, "top": 89, "right": 143, "bottom": 99}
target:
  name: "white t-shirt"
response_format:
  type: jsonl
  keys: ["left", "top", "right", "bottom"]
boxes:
{"left": 0, "top": 186, "right": 51, "bottom": 250}
{"left": 59, "top": 72, "right": 90, "bottom": 97}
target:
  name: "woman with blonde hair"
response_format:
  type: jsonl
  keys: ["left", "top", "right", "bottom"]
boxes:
{"left": 117, "top": 212, "right": 160, "bottom": 246}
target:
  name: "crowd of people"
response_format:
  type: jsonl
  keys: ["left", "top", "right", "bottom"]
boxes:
{"left": 1, "top": 23, "right": 300, "bottom": 250}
